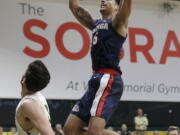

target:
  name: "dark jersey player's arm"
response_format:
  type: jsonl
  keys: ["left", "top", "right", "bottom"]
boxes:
{"left": 69, "top": 0, "right": 94, "bottom": 30}
{"left": 112, "top": 0, "right": 132, "bottom": 37}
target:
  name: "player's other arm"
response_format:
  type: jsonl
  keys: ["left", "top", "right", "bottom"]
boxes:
{"left": 112, "top": 0, "right": 132, "bottom": 37}
{"left": 22, "top": 100, "right": 54, "bottom": 135}
{"left": 69, "top": 0, "right": 94, "bottom": 30}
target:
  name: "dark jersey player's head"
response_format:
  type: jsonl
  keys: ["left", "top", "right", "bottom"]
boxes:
{"left": 21, "top": 60, "right": 50, "bottom": 92}
{"left": 100, "top": 0, "right": 122, "bottom": 16}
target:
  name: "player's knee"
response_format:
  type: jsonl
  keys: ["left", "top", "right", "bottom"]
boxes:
{"left": 88, "top": 127, "right": 101, "bottom": 135}
{"left": 63, "top": 124, "right": 76, "bottom": 135}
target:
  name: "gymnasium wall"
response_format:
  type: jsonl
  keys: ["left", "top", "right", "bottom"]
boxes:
{"left": 0, "top": 0, "right": 180, "bottom": 101}
{"left": 0, "top": 0, "right": 180, "bottom": 127}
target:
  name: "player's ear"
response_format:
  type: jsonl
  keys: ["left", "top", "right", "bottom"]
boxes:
{"left": 21, "top": 75, "right": 26, "bottom": 86}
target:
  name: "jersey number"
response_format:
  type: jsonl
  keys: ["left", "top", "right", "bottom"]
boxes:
{"left": 92, "top": 32, "right": 98, "bottom": 45}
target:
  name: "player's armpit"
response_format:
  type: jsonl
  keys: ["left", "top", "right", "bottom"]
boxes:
{"left": 21, "top": 100, "right": 54, "bottom": 135}
{"left": 112, "top": 0, "right": 132, "bottom": 37}
{"left": 69, "top": 0, "right": 94, "bottom": 30}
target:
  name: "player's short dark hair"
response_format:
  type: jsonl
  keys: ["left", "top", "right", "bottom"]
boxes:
{"left": 115, "top": 0, "right": 121, "bottom": 5}
{"left": 24, "top": 60, "right": 50, "bottom": 92}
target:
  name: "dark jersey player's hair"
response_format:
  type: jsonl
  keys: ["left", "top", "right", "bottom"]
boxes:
{"left": 24, "top": 60, "right": 50, "bottom": 92}
{"left": 115, "top": 0, "right": 121, "bottom": 5}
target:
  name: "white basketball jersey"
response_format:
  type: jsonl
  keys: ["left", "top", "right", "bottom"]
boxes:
{"left": 15, "top": 92, "right": 50, "bottom": 135}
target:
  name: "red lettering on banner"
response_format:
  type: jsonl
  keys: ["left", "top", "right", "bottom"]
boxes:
{"left": 23, "top": 19, "right": 50, "bottom": 58}
{"left": 55, "top": 22, "right": 90, "bottom": 60}
{"left": 129, "top": 28, "right": 155, "bottom": 64}
{"left": 160, "top": 31, "right": 180, "bottom": 64}
{"left": 22, "top": 19, "right": 179, "bottom": 64}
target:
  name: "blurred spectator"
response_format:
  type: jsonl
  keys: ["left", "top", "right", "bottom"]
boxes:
{"left": 134, "top": 108, "right": 148, "bottom": 135}
{"left": 121, "top": 124, "right": 131, "bottom": 135}
{"left": 10, "top": 127, "right": 17, "bottom": 135}
{"left": 153, "top": 131, "right": 159, "bottom": 135}
{"left": 55, "top": 123, "right": 64, "bottom": 135}
{"left": 168, "top": 126, "right": 180, "bottom": 135}
{"left": 0, "top": 127, "right": 3, "bottom": 135}
{"left": 117, "top": 124, "right": 131, "bottom": 135}
{"left": 107, "top": 126, "right": 114, "bottom": 131}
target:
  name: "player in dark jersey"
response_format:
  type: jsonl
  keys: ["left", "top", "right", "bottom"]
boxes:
{"left": 64, "top": 0, "right": 132, "bottom": 135}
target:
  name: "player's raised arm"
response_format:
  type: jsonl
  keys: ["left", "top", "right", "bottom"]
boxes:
{"left": 69, "top": 0, "right": 95, "bottom": 30}
{"left": 112, "top": 0, "right": 132, "bottom": 37}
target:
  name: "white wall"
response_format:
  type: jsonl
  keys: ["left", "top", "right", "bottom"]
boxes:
{"left": 0, "top": 0, "right": 179, "bottom": 101}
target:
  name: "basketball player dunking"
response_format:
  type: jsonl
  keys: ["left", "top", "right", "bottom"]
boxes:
{"left": 15, "top": 60, "right": 54, "bottom": 135}
{"left": 64, "top": 0, "right": 132, "bottom": 135}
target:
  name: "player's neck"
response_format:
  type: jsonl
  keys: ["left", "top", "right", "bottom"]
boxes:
{"left": 101, "top": 12, "right": 116, "bottom": 20}
{"left": 102, "top": 14, "right": 113, "bottom": 20}
{"left": 21, "top": 89, "right": 34, "bottom": 98}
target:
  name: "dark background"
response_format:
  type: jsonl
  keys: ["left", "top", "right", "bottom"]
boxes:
{"left": 0, "top": 99, "right": 180, "bottom": 129}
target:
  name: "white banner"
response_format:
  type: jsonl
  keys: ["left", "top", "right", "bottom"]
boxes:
{"left": 0, "top": 0, "right": 180, "bottom": 101}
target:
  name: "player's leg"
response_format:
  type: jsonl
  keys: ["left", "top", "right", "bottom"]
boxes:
{"left": 88, "top": 116, "right": 119, "bottom": 135}
{"left": 63, "top": 114, "right": 86, "bottom": 135}
{"left": 64, "top": 73, "right": 123, "bottom": 135}
{"left": 87, "top": 74, "right": 123, "bottom": 135}
{"left": 64, "top": 74, "right": 98, "bottom": 135}
{"left": 64, "top": 115, "right": 118, "bottom": 135}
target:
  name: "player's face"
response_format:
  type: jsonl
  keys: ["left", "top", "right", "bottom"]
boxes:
{"left": 20, "top": 74, "right": 26, "bottom": 96}
{"left": 100, "top": 0, "right": 118, "bottom": 15}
